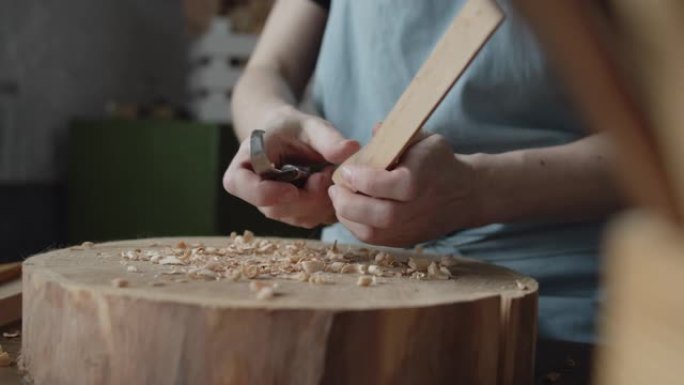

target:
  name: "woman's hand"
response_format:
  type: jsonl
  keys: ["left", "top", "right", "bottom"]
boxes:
{"left": 224, "top": 106, "right": 360, "bottom": 228}
{"left": 328, "top": 133, "right": 481, "bottom": 246}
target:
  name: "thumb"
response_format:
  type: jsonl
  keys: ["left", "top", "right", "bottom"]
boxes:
{"left": 301, "top": 117, "right": 360, "bottom": 164}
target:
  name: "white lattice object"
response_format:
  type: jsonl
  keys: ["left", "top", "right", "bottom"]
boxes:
{"left": 189, "top": 17, "right": 258, "bottom": 124}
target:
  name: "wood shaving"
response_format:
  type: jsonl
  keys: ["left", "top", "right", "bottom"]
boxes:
{"left": 111, "top": 278, "right": 128, "bottom": 288}
{"left": 115, "top": 234, "right": 468, "bottom": 291}
{"left": 516, "top": 280, "right": 529, "bottom": 291}
{"left": 241, "top": 264, "right": 259, "bottom": 279}
{"left": 367, "top": 265, "right": 385, "bottom": 277}
{"left": 2, "top": 331, "right": 20, "bottom": 339}
{"left": 0, "top": 351, "right": 11, "bottom": 367}
{"left": 327, "top": 262, "right": 345, "bottom": 273}
{"left": 427, "top": 262, "right": 449, "bottom": 280}
{"left": 357, "top": 276, "right": 375, "bottom": 287}
{"left": 308, "top": 272, "right": 331, "bottom": 285}
{"left": 242, "top": 230, "right": 254, "bottom": 243}
{"left": 159, "top": 256, "right": 185, "bottom": 266}
{"left": 295, "top": 272, "right": 310, "bottom": 282}
{"left": 255, "top": 286, "right": 275, "bottom": 300}
{"left": 409, "top": 257, "right": 430, "bottom": 272}
{"left": 302, "top": 260, "right": 324, "bottom": 274}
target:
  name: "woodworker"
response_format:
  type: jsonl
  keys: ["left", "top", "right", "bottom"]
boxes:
{"left": 224, "top": 0, "right": 619, "bottom": 374}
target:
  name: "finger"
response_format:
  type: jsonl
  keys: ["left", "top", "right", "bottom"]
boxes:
{"left": 303, "top": 165, "right": 334, "bottom": 194}
{"left": 223, "top": 166, "right": 299, "bottom": 207}
{"left": 301, "top": 118, "right": 360, "bottom": 164}
{"left": 336, "top": 216, "right": 379, "bottom": 245}
{"left": 328, "top": 185, "right": 400, "bottom": 229}
{"left": 337, "top": 165, "right": 418, "bottom": 201}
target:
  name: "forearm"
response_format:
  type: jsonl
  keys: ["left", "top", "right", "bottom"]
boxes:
{"left": 231, "top": 67, "right": 298, "bottom": 141}
{"left": 230, "top": 0, "right": 328, "bottom": 141}
{"left": 467, "top": 134, "right": 622, "bottom": 225}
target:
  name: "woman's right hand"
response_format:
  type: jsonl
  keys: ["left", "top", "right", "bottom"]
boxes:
{"left": 223, "top": 106, "right": 360, "bottom": 229}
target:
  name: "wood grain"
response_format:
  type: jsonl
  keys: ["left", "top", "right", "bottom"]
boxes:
{"left": 332, "top": 0, "right": 504, "bottom": 186}
{"left": 21, "top": 237, "right": 537, "bottom": 385}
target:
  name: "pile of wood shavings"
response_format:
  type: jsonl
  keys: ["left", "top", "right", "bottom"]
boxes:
{"left": 114, "top": 231, "right": 457, "bottom": 299}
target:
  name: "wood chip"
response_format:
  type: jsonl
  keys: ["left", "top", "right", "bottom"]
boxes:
{"left": 126, "top": 265, "right": 140, "bottom": 273}
{"left": 159, "top": 256, "right": 185, "bottom": 266}
{"left": 368, "top": 265, "right": 385, "bottom": 276}
{"left": 255, "top": 286, "right": 275, "bottom": 300}
{"left": 308, "top": 272, "right": 331, "bottom": 285}
{"left": 356, "top": 276, "right": 375, "bottom": 287}
{"left": 2, "top": 331, "right": 20, "bottom": 339}
{"left": 249, "top": 280, "right": 271, "bottom": 292}
{"left": 241, "top": 264, "right": 259, "bottom": 279}
{"left": 242, "top": 230, "right": 254, "bottom": 243}
{"left": 516, "top": 280, "right": 529, "bottom": 291}
{"left": 111, "top": 278, "right": 129, "bottom": 288}
{"left": 302, "top": 260, "right": 325, "bottom": 274}
{"left": 408, "top": 257, "right": 430, "bottom": 272}
{"left": 427, "top": 262, "right": 449, "bottom": 280}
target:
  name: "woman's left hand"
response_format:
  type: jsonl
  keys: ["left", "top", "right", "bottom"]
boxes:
{"left": 328, "top": 133, "right": 483, "bottom": 247}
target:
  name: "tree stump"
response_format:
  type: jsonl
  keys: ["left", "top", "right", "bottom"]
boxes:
{"left": 21, "top": 237, "right": 537, "bottom": 385}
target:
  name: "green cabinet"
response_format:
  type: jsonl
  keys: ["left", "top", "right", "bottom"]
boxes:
{"left": 68, "top": 119, "right": 221, "bottom": 242}
{"left": 68, "top": 119, "right": 313, "bottom": 244}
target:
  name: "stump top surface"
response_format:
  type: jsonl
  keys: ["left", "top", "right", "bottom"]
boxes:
{"left": 24, "top": 237, "right": 537, "bottom": 311}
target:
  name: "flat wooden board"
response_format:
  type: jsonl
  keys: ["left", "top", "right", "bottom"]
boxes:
{"left": 333, "top": 0, "right": 504, "bottom": 185}
{"left": 24, "top": 237, "right": 534, "bottom": 311}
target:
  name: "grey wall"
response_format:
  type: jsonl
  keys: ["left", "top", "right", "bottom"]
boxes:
{"left": 0, "top": 0, "right": 188, "bottom": 182}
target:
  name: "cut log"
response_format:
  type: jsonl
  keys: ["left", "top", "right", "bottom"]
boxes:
{"left": 21, "top": 237, "right": 537, "bottom": 385}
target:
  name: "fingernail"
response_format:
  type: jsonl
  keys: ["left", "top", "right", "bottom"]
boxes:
{"left": 328, "top": 185, "right": 337, "bottom": 199}
{"left": 340, "top": 166, "right": 353, "bottom": 184}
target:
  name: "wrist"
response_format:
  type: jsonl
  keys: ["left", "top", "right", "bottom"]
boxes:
{"left": 458, "top": 151, "right": 524, "bottom": 226}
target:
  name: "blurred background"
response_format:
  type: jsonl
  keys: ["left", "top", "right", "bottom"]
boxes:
{"left": 0, "top": 0, "right": 314, "bottom": 264}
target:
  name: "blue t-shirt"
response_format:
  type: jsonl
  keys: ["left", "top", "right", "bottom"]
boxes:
{"left": 312, "top": 0, "right": 602, "bottom": 344}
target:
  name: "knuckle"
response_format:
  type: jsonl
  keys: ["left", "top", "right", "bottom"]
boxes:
{"left": 395, "top": 169, "right": 419, "bottom": 200}
{"left": 354, "top": 226, "right": 378, "bottom": 244}
{"left": 376, "top": 205, "right": 398, "bottom": 229}
{"left": 222, "top": 172, "right": 236, "bottom": 194}
{"left": 260, "top": 208, "right": 280, "bottom": 221}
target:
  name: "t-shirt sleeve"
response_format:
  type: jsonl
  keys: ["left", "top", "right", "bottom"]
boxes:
{"left": 310, "top": 0, "right": 330, "bottom": 11}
